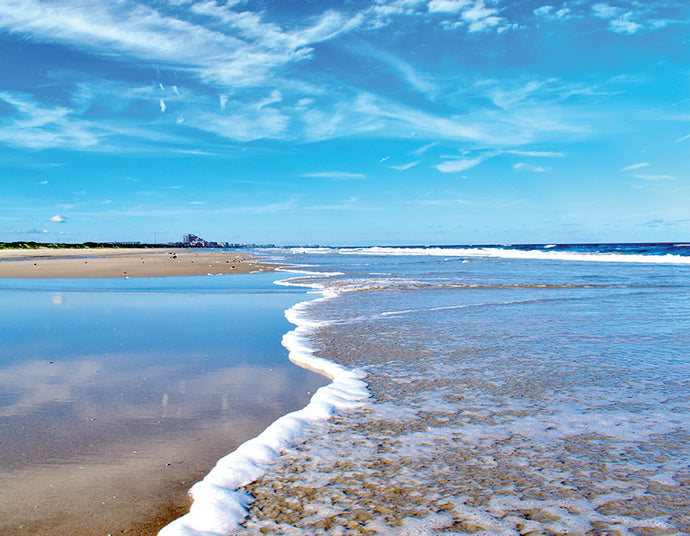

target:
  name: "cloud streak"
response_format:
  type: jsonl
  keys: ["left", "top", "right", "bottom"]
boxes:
{"left": 619, "top": 162, "right": 649, "bottom": 172}
{"left": 0, "top": 0, "right": 362, "bottom": 89}
{"left": 435, "top": 157, "right": 485, "bottom": 173}
{"left": 300, "top": 172, "right": 367, "bottom": 180}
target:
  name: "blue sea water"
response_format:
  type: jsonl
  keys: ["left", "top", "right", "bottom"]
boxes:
{"left": 231, "top": 244, "right": 690, "bottom": 535}
{"left": 7, "top": 244, "right": 685, "bottom": 535}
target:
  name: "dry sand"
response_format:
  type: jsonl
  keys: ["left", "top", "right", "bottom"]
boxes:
{"left": 0, "top": 248, "right": 277, "bottom": 278}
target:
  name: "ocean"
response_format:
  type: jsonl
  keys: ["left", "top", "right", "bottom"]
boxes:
{"left": 164, "top": 243, "right": 690, "bottom": 535}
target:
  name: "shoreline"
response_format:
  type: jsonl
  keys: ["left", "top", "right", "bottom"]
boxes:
{"left": 0, "top": 251, "right": 327, "bottom": 536}
{"left": 0, "top": 248, "right": 278, "bottom": 278}
{"left": 158, "top": 271, "right": 368, "bottom": 535}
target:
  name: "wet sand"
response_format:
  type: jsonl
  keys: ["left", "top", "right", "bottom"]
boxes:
{"left": 0, "top": 408, "right": 314, "bottom": 536}
{"left": 0, "top": 248, "right": 276, "bottom": 278}
{"left": 0, "top": 253, "right": 326, "bottom": 535}
{"left": 0, "top": 360, "right": 326, "bottom": 536}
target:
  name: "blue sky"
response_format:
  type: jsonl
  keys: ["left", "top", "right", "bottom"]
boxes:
{"left": 0, "top": 0, "right": 688, "bottom": 246}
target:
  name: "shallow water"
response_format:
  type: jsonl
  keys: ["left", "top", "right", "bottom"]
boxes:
{"left": 240, "top": 249, "right": 690, "bottom": 535}
{"left": 0, "top": 274, "right": 327, "bottom": 535}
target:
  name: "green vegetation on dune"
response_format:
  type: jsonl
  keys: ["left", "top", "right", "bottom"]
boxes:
{"left": 0, "top": 242, "right": 164, "bottom": 250}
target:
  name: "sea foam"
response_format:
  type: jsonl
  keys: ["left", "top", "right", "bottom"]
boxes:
{"left": 158, "top": 271, "right": 368, "bottom": 536}
{"left": 295, "top": 246, "right": 690, "bottom": 264}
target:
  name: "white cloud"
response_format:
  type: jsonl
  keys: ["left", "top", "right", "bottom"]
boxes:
{"left": 363, "top": 47, "right": 438, "bottom": 98}
{"left": 487, "top": 80, "right": 549, "bottom": 109}
{"left": 190, "top": 106, "right": 289, "bottom": 142}
{"left": 618, "top": 162, "right": 649, "bottom": 172}
{"left": 590, "top": 2, "right": 680, "bottom": 35}
{"left": 633, "top": 174, "right": 677, "bottom": 181}
{"left": 506, "top": 150, "right": 565, "bottom": 158}
{"left": 300, "top": 171, "right": 367, "bottom": 180}
{"left": 428, "top": 0, "right": 472, "bottom": 13}
{"left": 369, "top": 0, "right": 427, "bottom": 22}
{"left": 592, "top": 3, "right": 622, "bottom": 20}
{"left": 256, "top": 89, "right": 282, "bottom": 110}
{"left": 533, "top": 5, "right": 554, "bottom": 17}
{"left": 435, "top": 157, "right": 484, "bottom": 173}
{"left": 0, "top": 91, "right": 99, "bottom": 149}
{"left": 303, "top": 196, "right": 363, "bottom": 211}
{"left": 513, "top": 162, "right": 550, "bottom": 172}
{"left": 0, "top": 1, "right": 363, "bottom": 90}
{"left": 555, "top": 8, "right": 572, "bottom": 20}
{"left": 609, "top": 13, "right": 641, "bottom": 35}
{"left": 428, "top": 0, "right": 506, "bottom": 33}
{"left": 462, "top": 1, "right": 502, "bottom": 33}
{"left": 676, "top": 134, "right": 690, "bottom": 142}
{"left": 0, "top": 0, "right": 659, "bottom": 155}
{"left": 390, "top": 160, "right": 421, "bottom": 170}
{"left": 648, "top": 19, "right": 674, "bottom": 30}
{"left": 48, "top": 214, "right": 65, "bottom": 223}
{"left": 412, "top": 141, "right": 440, "bottom": 155}
{"left": 533, "top": 5, "right": 573, "bottom": 21}
{"left": 354, "top": 93, "right": 500, "bottom": 144}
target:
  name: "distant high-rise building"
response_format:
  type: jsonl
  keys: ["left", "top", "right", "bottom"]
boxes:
{"left": 183, "top": 234, "right": 201, "bottom": 245}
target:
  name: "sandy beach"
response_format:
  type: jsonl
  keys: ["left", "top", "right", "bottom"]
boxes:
{"left": 0, "top": 248, "right": 277, "bottom": 278}
{"left": 0, "top": 251, "right": 324, "bottom": 536}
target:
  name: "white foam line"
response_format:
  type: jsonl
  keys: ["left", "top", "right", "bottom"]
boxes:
{"left": 378, "top": 299, "right": 541, "bottom": 318}
{"left": 158, "top": 270, "right": 368, "bottom": 536}
{"left": 319, "top": 246, "right": 690, "bottom": 265}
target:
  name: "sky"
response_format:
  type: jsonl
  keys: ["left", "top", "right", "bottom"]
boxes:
{"left": 0, "top": 0, "right": 688, "bottom": 246}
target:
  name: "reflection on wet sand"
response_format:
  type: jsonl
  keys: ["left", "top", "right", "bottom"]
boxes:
{"left": 0, "top": 275, "right": 327, "bottom": 535}
{"left": 0, "top": 357, "right": 326, "bottom": 535}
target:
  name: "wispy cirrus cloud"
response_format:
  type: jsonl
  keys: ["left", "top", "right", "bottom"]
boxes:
{"left": 633, "top": 174, "right": 677, "bottom": 181}
{"left": 357, "top": 46, "right": 439, "bottom": 99}
{"left": 505, "top": 149, "right": 566, "bottom": 158}
{"left": 390, "top": 160, "right": 422, "bottom": 170}
{"left": 354, "top": 92, "right": 511, "bottom": 144}
{"left": 412, "top": 142, "right": 440, "bottom": 155}
{"left": 191, "top": 108, "right": 290, "bottom": 143}
{"left": 0, "top": 0, "right": 683, "bottom": 157}
{"left": 0, "top": 87, "right": 190, "bottom": 151}
{"left": 618, "top": 162, "right": 649, "bottom": 172}
{"left": 513, "top": 162, "right": 550, "bottom": 172}
{"left": 300, "top": 171, "right": 367, "bottom": 180}
{"left": 0, "top": 91, "right": 99, "bottom": 149}
{"left": 0, "top": 0, "right": 362, "bottom": 88}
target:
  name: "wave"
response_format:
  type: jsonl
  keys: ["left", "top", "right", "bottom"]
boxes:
{"left": 296, "top": 246, "right": 690, "bottom": 265}
{"left": 158, "top": 271, "right": 368, "bottom": 536}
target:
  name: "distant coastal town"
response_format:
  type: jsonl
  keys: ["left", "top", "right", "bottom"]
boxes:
{"left": 0, "top": 234, "right": 277, "bottom": 250}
